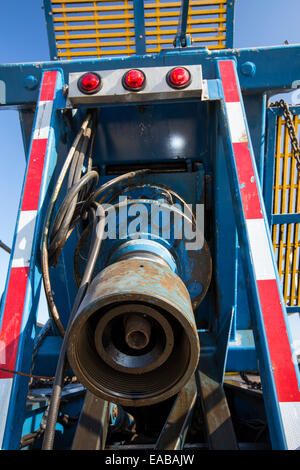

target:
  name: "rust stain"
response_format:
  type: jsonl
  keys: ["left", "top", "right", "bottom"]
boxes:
{"left": 239, "top": 130, "right": 248, "bottom": 143}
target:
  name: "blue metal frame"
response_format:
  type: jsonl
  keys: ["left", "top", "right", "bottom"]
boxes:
{"left": 0, "top": 70, "right": 65, "bottom": 450}
{"left": 43, "top": 0, "right": 58, "bottom": 61}
{"left": 133, "top": 0, "right": 146, "bottom": 55}
{"left": 264, "top": 104, "right": 300, "bottom": 220}
{"left": 2, "top": 45, "right": 300, "bottom": 109}
{"left": 218, "top": 97, "right": 286, "bottom": 449}
{"left": 1, "top": 2, "right": 299, "bottom": 446}
{"left": 225, "top": 0, "right": 235, "bottom": 49}
{"left": 215, "top": 58, "right": 300, "bottom": 449}
{"left": 211, "top": 101, "right": 238, "bottom": 382}
{"left": 264, "top": 104, "right": 300, "bottom": 315}
{"left": 259, "top": 93, "right": 267, "bottom": 183}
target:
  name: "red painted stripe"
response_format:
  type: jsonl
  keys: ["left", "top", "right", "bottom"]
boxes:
{"left": 219, "top": 58, "right": 300, "bottom": 404}
{"left": 257, "top": 279, "right": 300, "bottom": 402}
{"left": 218, "top": 60, "right": 240, "bottom": 103}
{"left": 221, "top": 61, "right": 262, "bottom": 220}
{"left": 0, "top": 71, "right": 57, "bottom": 383}
{"left": 0, "top": 268, "right": 29, "bottom": 379}
{"left": 233, "top": 142, "right": 262, "bottom": 219}
{"left": 21, "top": 139, "right": 48, "bottom": 211}
{"left": 39, "top": 71, "right": 58, "bottom": 102}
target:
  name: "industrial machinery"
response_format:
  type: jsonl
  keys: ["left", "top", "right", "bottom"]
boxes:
{"left": 0, "top": 0, "right": 300, "bottom": 451}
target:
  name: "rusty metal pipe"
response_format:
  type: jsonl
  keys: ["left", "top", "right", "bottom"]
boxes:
{"left": 66, "top": 258, "right": 200, "bottom": 407}
{"left": 124, "top": 314, "right": 152, "bottom": 350}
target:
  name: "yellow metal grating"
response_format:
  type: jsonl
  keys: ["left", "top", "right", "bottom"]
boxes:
{"left": 50, "top": 0, "right": 228, "bottom": 60}
{"left": 272, "top": 114, "right": 300, "bottom": 306}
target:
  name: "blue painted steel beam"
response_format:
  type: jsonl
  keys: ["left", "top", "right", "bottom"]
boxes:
{"left": 43, "top": 0, "right": 58, "bottom": 61}
{"left": 286, "top": 307, "right": 300, "bottom": 314}
{"left": 212, "top": 107, "right": 238, "bottom": 382}
{"left": 133, "top": 0, "right": 146, "bottom": 55}
{"left": 263, "top": 108, "right": 278, "bottom": 227}
{"left": 2, "top": 45, "right": 300, "bottom": 108}
{"left": 217, "top": 61, "right": 288, "bottom": 449}
{"left": 219, "top": 101, "right": 287, "bottom": 449}
{"left": 272, "top": 213, "right": 300, "bottom": 224}
{"left": 226, "top": 330, "right": 257, "bottom": 372}
{"left": 225, "top": 0, "right": 235, "bottom": 49}
{"left": 0, "top": 70, "right": 65, "bottom": 450}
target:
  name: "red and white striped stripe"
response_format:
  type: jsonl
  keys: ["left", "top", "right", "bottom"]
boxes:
{"left": 219, "top": 59, "right": 300, "bottom": 450}
{"left": 0, "top": 71, "right": 58, "bottom": 447}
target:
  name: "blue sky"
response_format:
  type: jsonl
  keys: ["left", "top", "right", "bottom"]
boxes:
{"left": 0, "top": 0, "right": 300, "bottom": 339}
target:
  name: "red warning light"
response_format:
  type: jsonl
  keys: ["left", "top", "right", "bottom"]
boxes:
{"left": 122, "top": 69, "right": 146, "bottom": 91}
{"left": 167, "top": 67, "right": 191, "bottom": 89}
{"left": 78, "top": 72, "right": 101, "bottom": 94}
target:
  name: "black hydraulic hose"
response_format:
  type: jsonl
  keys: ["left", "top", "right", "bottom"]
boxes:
{"left": 93, "top": 168, "right": 150, "bottom": 200}
{"left": 41, "top": 114, "right": 93, "bottom": 337}
{"left": 41, "top": 111, "right": 152, "bottom": 448}
{"left": 48, "top": 120, "right": 95, "bottom": 265}
{"left": 44, "top": 168, "right": 151, "bottom": 337}
{"left": 42, "top": 172, "right": 151, "bottom": 449}
{"left": 67, "top": 122, "right": 93, "bottom": 205}
{"left": 51, "top": 170, "right": 98, "bottom": 240}
{"left": 42, "top": 204, "right": 105, "bottom": 450}
{"left": 48, "top": 170, "right": 99, "bottom": 266}
{"left": 67, "top": 137, "right": 83, "bottom": 190}
{"left": 73, "top": 221, "right": 94, "bottom": 287}
{"left": 80, "top": 168, "right": 151, "bottom": 215}
{"left": 0, "top": 240, "right": 11, "bottom": 254}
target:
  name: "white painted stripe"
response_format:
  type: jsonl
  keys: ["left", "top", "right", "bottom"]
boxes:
{"left": 11, "top": 210, "right": 37, "bottom": 268}
{"left": 0, "top": 340, "right": 6, "bottom": 365}
{"left": 0, "top": 378, "right": 13, "bottom": 449}
{"left": 33, "top": 100, "right": 53, "bottom": 140}
{"left": 225, "top": 101, "right": 248, "bottom": 144}
{"left": 246, "top": 218, "right": 276, "bottom": 280}
{"left": 279, "top": 402, "right": 300, "bottom": 449}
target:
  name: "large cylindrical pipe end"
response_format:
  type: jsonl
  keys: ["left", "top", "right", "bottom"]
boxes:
{"left": 66, "top": 258, "right": 200, "bottom": 407}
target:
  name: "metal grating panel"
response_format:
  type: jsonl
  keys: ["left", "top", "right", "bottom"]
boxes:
{"left": 272, "top": 113, "right": 300, "bottom": 307}
{"left": 143, "top": 0, "right": 227, "bottom": 53}
{"left": 47, "top": 0, "right": 231, "bottom": 60}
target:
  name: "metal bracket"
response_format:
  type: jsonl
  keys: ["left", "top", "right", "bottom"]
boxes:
{"left": 72, "top": 392, "right": 110, "bottom": 450}
{"left": 155, "top": 376, "right": 197, "bottom": 450}
{"left": 197, "top": 371, "right": 238, "bottom": 450}
{"left": 173, "top": 0, "right": 190, "bottom": 48}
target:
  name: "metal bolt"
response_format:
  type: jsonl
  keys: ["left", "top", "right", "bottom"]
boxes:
{"left": 240, "top": 61, "right": 256, "bottom": 78}
{"left": 23, "top": 75, "right": 39, "bottom": 90}
{"left": 62, "top": 84, "right": 69, "bottom": 97}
